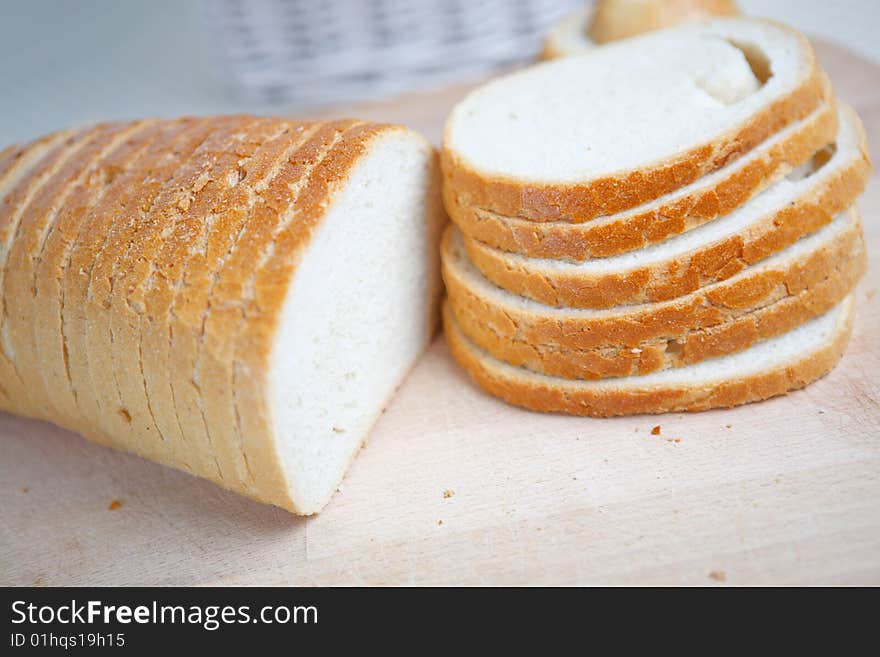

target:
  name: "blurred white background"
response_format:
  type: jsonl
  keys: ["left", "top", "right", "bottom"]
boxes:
{"left": 0, "top": 0, "right": 878, "bottom": 146}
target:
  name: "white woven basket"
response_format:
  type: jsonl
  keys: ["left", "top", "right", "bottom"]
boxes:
{"left": 205, "top": 0, "right": 582, "bottom": 106}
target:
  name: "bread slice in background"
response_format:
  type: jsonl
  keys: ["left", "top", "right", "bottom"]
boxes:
{"left": 542, "top": 0, "right": 740, "bottom": 59}
{"left": 0, "top": 117, "right": 445, "bottom": 514}
{"left": 444, "top": 18, "right": 828, "bottom": 222}
{"left": 443, "top": 294, "right": 855, "bottom": 416}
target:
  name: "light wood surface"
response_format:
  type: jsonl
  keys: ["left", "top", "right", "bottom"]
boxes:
{"left": 1, "top": 40, "right": 878, "bottom": 586}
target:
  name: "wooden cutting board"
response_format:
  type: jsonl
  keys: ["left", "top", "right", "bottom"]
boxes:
{"left": 1, "top": 40, "right": 878, "bottom": 586}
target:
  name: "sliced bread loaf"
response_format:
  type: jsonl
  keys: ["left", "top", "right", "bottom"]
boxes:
{"left": 443, "top": 294, "right": 855, "bottom": 416}
{"left": 461, "top": 105, "right": 869, "bottom": 309}
{"left": 447, "top": 100, "right": 837, "bottom": 259}
{"left": 442, "top": 206, "right": 864, "bottom": 353}
{"left": 444, "top": 18, "right": 829, "bottom": 222}
{"left": 0, "top": 117, "right": 444, "bottom": 514}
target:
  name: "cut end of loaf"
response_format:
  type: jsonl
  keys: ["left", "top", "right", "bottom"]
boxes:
{"left": 267, "top": 129, "right": 445, "bottom": 515}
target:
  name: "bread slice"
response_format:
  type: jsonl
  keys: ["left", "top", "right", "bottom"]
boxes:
{"left": 461, "top": 105, "right": 869, "bottom": 309}
{"left": 0, "top": 130, "right": 76, "bottom": 412}
{"left": 156, "top": 122, "right": 325, "bottom": 490}
{"left": 69, "top": 118, "right": 227, "bottom": 462}
{"left": 4, "top": 121, "right": 150, "bottom": 424}
{"left": 447, "top": 100, "right": 838, "bottom": 259}
{"left": 443, "top": 294, "right": 855, "bottom": 416}
{"left": 444, "top": 18, "right": 829, "bottom": 222}
{"left": 0, "top": 117, "right": 444, "bottom": 514}
{"left": 542, "top": 0, "right": 740, "bottom": 59}
{"left": 442, "top": 206, "right": 864, "bottom": 353}
{"left": 95, "top": 117, "right": 281, "bottom": 477}
{"left": 33, "top": 120, "right": 167, "bottom": 440}
{"left": 451, "top": 239, "right": 862, "bottom": 380}
{"left": 0, "top": 128, "right": 87, "bottom": 417}
{"left": 200, "top": 124, "right": 443, "bottom": 512}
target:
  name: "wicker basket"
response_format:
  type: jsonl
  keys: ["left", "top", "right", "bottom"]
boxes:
{"left": 205, "top": 0, "right": 582, "bottom": 106}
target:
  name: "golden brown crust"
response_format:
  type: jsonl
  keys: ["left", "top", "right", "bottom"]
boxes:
{"left": 230, "top": 122, "right": 400, "bottom": 510}
{"left": 5, "top": 123, "right": 143, "bottom": 424}
{"left": 197, "top": 120, "right": 369, "bottom": 506}
{"left": 64, "top": 120, "right": 204, "bottom": 454}
{"left": 442, "top": 299, "right": 854, "bottom": 416}
{"left": 165, "top": 121, "right": 319, "bottom": 495}
{"left": 0, "top": 144, "right": 24, "bottom": 177}
{"left": 111, "top": 116, "right": 276, "bottom": 484}
{"left": 32, "top": 121, "right": 163, "bottom": 437}
{"left": 442, "top": 39, "right": 831, "bottom": 223}
{"left": 450, "top": 238, "right": 864, "bottom": 379}
{"left": 0, "top": 128, "right": 89, "bottom": 417}
{"left": 0, "top": 116, "right": 431, "bottom": 514}
{"left": 96, "top": 117, "right": 252, "bottom": 477}
{"left": 442, "top": 211, "right": 864, "bottom": 351}
{"left": 447, "top": 102, "right": 839, "bottom": 258}
{"left": 460, "top": 130, "right": 870, "bottom": 309}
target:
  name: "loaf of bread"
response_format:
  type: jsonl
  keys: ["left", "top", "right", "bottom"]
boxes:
{"left": 0, "top": 116, "right": 445, "bottom": 514}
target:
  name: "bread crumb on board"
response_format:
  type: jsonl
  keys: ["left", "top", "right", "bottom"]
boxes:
{"left": 651, "top": 425, "right": 661, "bottom": 435}
{"left": 708, "top": 570, "right": 726, "bottom": 582}
{"left": 108, "top": 500, "right": 122, "bottom": 511}
{"left": 442, "top": 489, "right": 455, "bottom": 499}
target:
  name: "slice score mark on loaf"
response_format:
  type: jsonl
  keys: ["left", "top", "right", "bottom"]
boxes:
{"left": 0, "top": 128, "right": 93, "bottom": 413}
{"left": 7, "top": 122, "right": 147, "bottom": 422}
{"left": 443, "top": 295, "right": 855, "bottom": 416}
{"left": 0, "top": 131, "right": 76, "bottom": 408}
{"left": 33, "top": 120, "right": 161, "bottom": 432}
{"left": 63, "top": 120, "right": 207, "bottom": 454}
{"left": 110, "top": 116, "right": 277, "bottom": 482}
{"left": 45, "top": 120, "right": 165, "bottom": 439}
{"left": 89, "top": 117, "right": 250, "bottom": 475}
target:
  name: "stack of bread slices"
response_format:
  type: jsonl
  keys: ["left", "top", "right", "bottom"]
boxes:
{"left": 440, "top": 17, "right": 871, "bottom": 416}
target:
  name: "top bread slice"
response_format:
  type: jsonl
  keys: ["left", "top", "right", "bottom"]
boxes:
{"left": 444, "top": 18, "right": 829, "bottom": 223}
{"left": 462, "top": 105, "right": 870, "bottom": 309}
{"left": 542, "top": 0, "right": 740, "bottom": 59}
